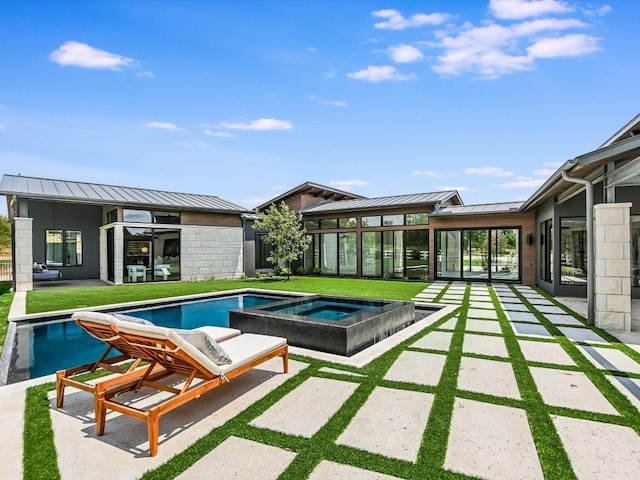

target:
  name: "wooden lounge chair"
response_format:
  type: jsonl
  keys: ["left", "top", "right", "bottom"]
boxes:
{"left": 56, "top": 312, "right": 241, "bottom": 414}
{"left": 89, "top": 315, "right": 288, "bottom": 456}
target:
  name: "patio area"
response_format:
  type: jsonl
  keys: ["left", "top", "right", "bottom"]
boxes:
{"left": 2, "top": 282, "right": 640, "bottom": 479}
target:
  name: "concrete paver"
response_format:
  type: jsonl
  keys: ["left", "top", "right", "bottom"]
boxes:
{"left": 607, "top": 376, "right": 640, "bottom": 411}
{"left": 466, "top": 319, "right": 502, "bottom": 334}
{"left": 544, "top": 313, "right": 585, "bottom": 326}
{"left": 463, "top": 333, "right": 509, "bottom": 358}
{"left": 308, "top": 461, "right": 403, "bottom": 479}
{"left": 510, "top": 322, "right": 552, "bottom": 338}
{"left": 445, "top": 398, "right": 544, "bottom": 480}
{"left": 411, "top": 330, "right": 453, "bottom": 351}
{"left": 518, "top": 339, "right": 576, "bottom": 366}
{"left": 578, "top": 345, "right": 640, "bottom": 374}
{"left": 384, "top": 351, "right": 446, "bottom": 386}
{"left": 457, "top": 357, "right": 521, "bottom": 399}
{"left": 336, "top": 387, "right": 434, "bottom": 462}
{"left": 467, "top": 308, "right": 499, "bottom": 320}
{"left": 558, "top": 326, "right": 609, "bottom": 344}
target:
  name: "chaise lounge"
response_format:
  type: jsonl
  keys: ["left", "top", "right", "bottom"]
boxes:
{"left": 64, "top": 311, "right": 288, "bottom": 456}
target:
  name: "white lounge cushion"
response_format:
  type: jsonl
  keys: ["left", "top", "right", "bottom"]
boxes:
{"left": 113, "top": 313, "right": 154, "bottom": 326}
{"left": 194, "top": 326, "right": 241, "bottom": 342}
{"left": 174, "top": 329, "right": 232, "bottom": 365}
{"left": 72, "top": 311, "right": 118, "bottom": 327}
{"left": 219, "top": 334, "right": 287, "bottom": 375}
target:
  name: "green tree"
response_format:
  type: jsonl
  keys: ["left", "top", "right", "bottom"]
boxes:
{"left": 252, "top": 202, "right": 311, "bottom": 280}
{"left": 0, "top": 215, "right": 10, "bottom": 256}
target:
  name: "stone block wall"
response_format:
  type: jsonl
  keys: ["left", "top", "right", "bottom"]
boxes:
{"left": 594, "top": 203, "right": 632, "bottom": 331}
{"left": 13, "top": 217, "right": 34, "bottom": 292}
{"left": 180, "top": 226, "right": 244, "bottom": 281}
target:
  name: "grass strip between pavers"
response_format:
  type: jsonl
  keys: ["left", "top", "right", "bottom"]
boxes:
{"left": 23, "top": 382, "right": 60, "bottom": 480}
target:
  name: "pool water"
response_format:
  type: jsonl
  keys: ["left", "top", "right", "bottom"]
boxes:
{"left": 17, "top": 294, "right": 280, "bottom": 382}
{"left": 264, "top": 299, "right": 382, "bottom": 320}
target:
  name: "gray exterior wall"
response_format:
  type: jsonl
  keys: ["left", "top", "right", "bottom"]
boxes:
{"left": 29, "top": 200, "right": 102, "bottom": 280}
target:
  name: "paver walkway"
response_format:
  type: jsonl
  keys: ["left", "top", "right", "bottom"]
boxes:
{"left": 4, "top": 282, "right": 640, "bottom": 479}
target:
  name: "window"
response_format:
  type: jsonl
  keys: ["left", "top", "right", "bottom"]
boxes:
{"left": 45, "top": 229, "right": 83, "bottom": 267}
{"left": 320, "top": 218, "right": 337, "bottom": 229}
{"left": 362, "top": 231, "right": 382, "bottom": 276}
{"left": 304, "top": 220, "right": 319, "bottom": 230}
{"left": 540, "top": 219, "right": 553, "bottom": 283}
{"left": 124, "top": 227, "right": 180, "bottom": 282}
{"left": 437, "top": 230, "right": 461, "bottom": 279}
{"left": 632, "top": 216, "right": 640, "bottom": 287}
{"left": 361, "top": 216, "right": 381, "bottom": 228}
{"left": 256, "top": 233, "right": 272, "bottom": 269}
{"left": 406, "top": 213, "right": 429, "bottom": 225}
{"left": 123, "top": 209, "right": 180, "bottom": 224}
{"left": 106, "top": 209, "right": 118, "bottom": 224}
{"left": 383, "top": 214, "right": 404, "bottom": 226}
{"left": 560, "top": 217, "right": 587, "bottom": 285}
{"left": 339, "top": 217, "right": 357, "bottom": 228}
{"left": 321, "top": 233, "right": 338, "bottom": 274}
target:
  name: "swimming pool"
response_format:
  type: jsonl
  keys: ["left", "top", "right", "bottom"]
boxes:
{"left": 5, "top": 293, "right": 287, "bottom": 384}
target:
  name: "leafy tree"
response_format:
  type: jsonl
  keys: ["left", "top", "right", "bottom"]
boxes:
{"left": 252, "top": 202, "right": 311, "bottom": 280}
{"left": 0, "top": 215, "right": 10, "bottom": 256}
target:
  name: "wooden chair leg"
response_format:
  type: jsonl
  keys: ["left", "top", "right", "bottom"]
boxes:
{"left": 96, "top": 396, "right": 107, "bottom": 436}
{"left": 283, "top": 346, "right": 289, "bottom": 374}
{"left": 148, "top": 410, "right": 159, "bottom": 457}
{"left": 56, "top": 373, "right": 66, "bottom": 408}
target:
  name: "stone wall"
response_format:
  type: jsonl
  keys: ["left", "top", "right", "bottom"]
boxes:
{"left": 594, "top": 203, "right": 632, "bottom": 331}
{"left": 181, "top": 225, "right": 244, "bottom": 281}
{"left": 13, "top": 217, "right": 33, "bottom": 292}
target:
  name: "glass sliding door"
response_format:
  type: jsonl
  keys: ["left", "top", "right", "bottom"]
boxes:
{"left": 463, "top": 230, "right": 489, "bottom": 280}
{"left": 491, "top": 228, "right": 519, "bottom": 280}
{"left": 321, "top": 233, "right": 338, "bottom": 274}
{"left": 405, "top": 230, "right": 428, "bottom": 280}
{"left": 559, "top": 218, "right": 586, "bottom": 285}
{"left": 437, "top": 230, "right": 461, "bottom": 279}
{"left": 124, "top": 227, "right": 180, "bottom": 283}
{"left": 362, "top": 231, "right": 382, "bottom": 277}
{"left": 338, "top": 232, "right": 357, "bottom": 276}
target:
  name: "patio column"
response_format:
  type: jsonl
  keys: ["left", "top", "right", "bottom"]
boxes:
{"left": 13, "top": 217, "right": 33, "bottom": 292}
{"left": 594, "top": 203, "right": 632, "bottom": 331}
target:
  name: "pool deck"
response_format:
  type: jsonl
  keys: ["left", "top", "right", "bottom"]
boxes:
{"left": 2, "top": 284, "right": 640, "bottom": 479}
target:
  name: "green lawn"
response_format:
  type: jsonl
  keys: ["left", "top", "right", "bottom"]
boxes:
{"left": 25, "top": 277, "right": 427, "bottom": 314}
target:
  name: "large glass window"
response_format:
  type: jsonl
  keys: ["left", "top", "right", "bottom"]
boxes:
{"left": 45, "top": 229, "right": 83, "bottom": 267}
{"left": 303, "top": 233, "right": 320, "bottom": 273}
{"left": 405, "top": 230, "right": 429, "bottom": 280}
{"left": 437, "top": 230, "right": 461, "bottom": 279}
{"left": 560, "top": 217, "right": 587, "bottom": 285}
{"left": 383, "top": 230, "right": 405, "bottom": 278}
{"left": 124, "top": 227, "right": 180, "bottom": 282}
{"left": 632, "top": 216, "right": 640, "bottom": 288}
{"left": 540, "top": 219, "right": 553, "bottom": 283}
{"left": 123, "top": 209, "right": 180, "bottom": 224}
{"left": 383, "top": 214, "right": 404, "bottom": 226}
{"left": 362, "top": 231, "right": 382, "bottom": 276}
{"left": 321, "top": 233, "right": 338, "bottom": 274}
{"left": 463, "top": 230, "right": 489, "bottom": 280}
{"left": 256, "top": 233, "right": 272, "bottom": 269}
{"left": 492, "top": 229, "right": 519, "bottom": 280}
{"left": 338, "top": 232, "right": 357, "bottom": 276}
{"left": 339, "top": 217, "right": 357, "bottom": 228}
{"left": 304, "top": 220, "right": 319, "bottom": 230}
{"left": 361, "top": 216, "right": 381, "bottom": 228}
{"left": 320, "top": 218, "right": 337, "bottom": 229}
{"left": 406, "top": 213, "right": 429, "bottom": 225}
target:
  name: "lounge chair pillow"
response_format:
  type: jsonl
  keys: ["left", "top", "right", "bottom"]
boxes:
{"left": 113, "top": 313, "right": 154, "bottom": 326}
{"left": 175, "top": 329, "right": 232, "bottom": 365}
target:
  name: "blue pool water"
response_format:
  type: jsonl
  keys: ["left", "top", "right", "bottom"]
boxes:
{"left": 264, "top": 299, "right": 382, "bottom": 320}
{"left": 23, "top": 294, "right": 280, "bottom": 381}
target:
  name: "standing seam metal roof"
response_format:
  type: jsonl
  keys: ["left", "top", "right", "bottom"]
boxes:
{"left": 0, "top": 175, "right": 247, "bottom": 212}
{"left": 300, "top": 191, "right": 460, "bottom": 214}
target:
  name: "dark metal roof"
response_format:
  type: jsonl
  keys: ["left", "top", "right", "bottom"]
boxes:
{"left": 256, "top": 181, "right": 365, "bottom": 210}
{"left": 0, "top": 174, "right": 247, "bottom": 213}
{"left": 433, "top": 201, "right": 524, "bottom": 217}
{"left": 301, "top": 190, "right": 461, "bottom": 214}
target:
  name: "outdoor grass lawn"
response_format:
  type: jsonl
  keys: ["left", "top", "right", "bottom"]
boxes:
{"left": 24, "top": 276, "right": 427, "bottom": 314}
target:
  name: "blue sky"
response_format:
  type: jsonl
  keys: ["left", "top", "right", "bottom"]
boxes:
{"left": 1, "top": 0, "right": 637, "bottom": 214}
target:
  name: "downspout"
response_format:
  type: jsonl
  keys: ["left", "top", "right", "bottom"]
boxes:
{"left": 561, "top": 169, "right": 594, "bottom": 325}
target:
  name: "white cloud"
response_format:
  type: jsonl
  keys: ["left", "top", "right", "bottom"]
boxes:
{"left": 412, "top": 170, "right": 452, "bottom": 178}
{"left": 49, "top": 41, "right": 134, "bottom": 70}
{"left": 324, "top": 70, "right": 337, "bottom": 79}
{"left": 544, "top": 161, "right": 564, "bottom": 168}
{"left": 309, "top": 94, "right": 347, "bottom": 107}
{"left": 438, "top": 185, "right": 471, "bottom": 192}
{"left": 465, "top": 166, "right": 514, "bottom": 177}
{"left": 329, "top": 180, "right": 369, "bottom": 190}
{"left": 204, "top": 129, "right": 236, "bottom": 138}
{"left": 389, "top": 44, "right": 424, "bottom": 63}
{"left": 372, "top": 9, "right": 450, "bottom": 30}
{"left": 136, "top": 70, "right": 155, "bottom": 78}
{"left": 582, "top": 5, "right": 612, "bottom": 17}
{"left": 220, "top": 118, "right": 293, "bottom": 131}
{"left": 347, "top": 65, "right": 415, "bottom": 82}
{"left": 243, "top": 196, "right": 270, "bottom": 207}
{"left": 145, "top": 121, "right": 182, "bottom": 130}
{"left": 489, "top": 0, "right": 573, "bottom": 20}
{"left": 499, "top": 177, "right": 546, "bottom": 189}
{"left": 306, "top": 46, "right": 318, "bottom": 52}
{"left": 527, "top": 33, "right": 600, "bottom": 58}
{"left": 533, "top": 168, "right": 555, "bottom": 176}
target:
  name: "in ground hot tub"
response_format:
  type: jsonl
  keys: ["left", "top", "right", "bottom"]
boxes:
{"left": 229, "top": 295, "right": 416, "bottom": 356}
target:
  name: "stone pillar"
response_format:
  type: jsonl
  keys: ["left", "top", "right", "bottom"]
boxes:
{"left": 13, "top": 217, "right": 33, "bottom": 292}
{"left": 594, "top": 203, "right": 632, "bottom": 331}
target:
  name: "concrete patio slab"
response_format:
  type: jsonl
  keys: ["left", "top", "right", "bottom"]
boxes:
{"left": 336, "top": 387, "right": 434, "bottom": 462}
{"left": 463, "top": 333, "right": 509, "bottom": 358}
{"left": 467, "top": 308, "right": 499, "bottom": 320}
{"left": 505, "top": 311, "right": 540, "bottom": 323}
{"left": 176, "top": 436, "right": 296, "bottom": 480}
{"left": 309, "top": 460, "right": 403, "bottom": 480}
{"left": 503, "top": 303, "right": 531, "bottom": 312}
{"left": 529, "top": 367, "right": 618, "bottom": 415}
{"left": 411, "top": 330, "right": 453, "bottom": 351}
{"left": 466, "top": 319, "right": 502, "bottom": 334}
{"left": 518, "top": 339, "right": 576, "bottom": 366}
{"left": 457, "top": 357, "right": 521, "bottom": 399}
{"left": 607, "top": 376, "right": 640, "bottom": 411}
{"left": 319, "top": 367, "right": 367, "bottom": 377}
{"left": 544, "top": 314, "right": 585, "bottom": 326}
{"left": 535, "top": 305, "right": 566, "bottom": 315}
{"left": 384, "top": 351, "right": 446, "bottom": 387}
{"left": 438, "top": 318, "right": 459, "bottom": 330}
{"left": 250, "top": 376, "right": 358, "bottom": 438}
{"left": 552, "top": 415, "right": 640, "bottom": 480}
{"left": 444, "top": 398, "right": 543, "bottom": 480}
{"left": 578, "top": 346, "right": 640, "bottom": 374}
{"left": 469, "top": 301, "right": 494, "bottom": 309}
{"left": 558, "top": 327, "right": 609, "bottom": 344}
{"left": 510, "top": 322, "right": 553, "bottom": 339}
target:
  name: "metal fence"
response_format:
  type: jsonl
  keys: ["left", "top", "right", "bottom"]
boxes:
{"left": 0, "top": 261, "right": 13, "bottom": 282}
